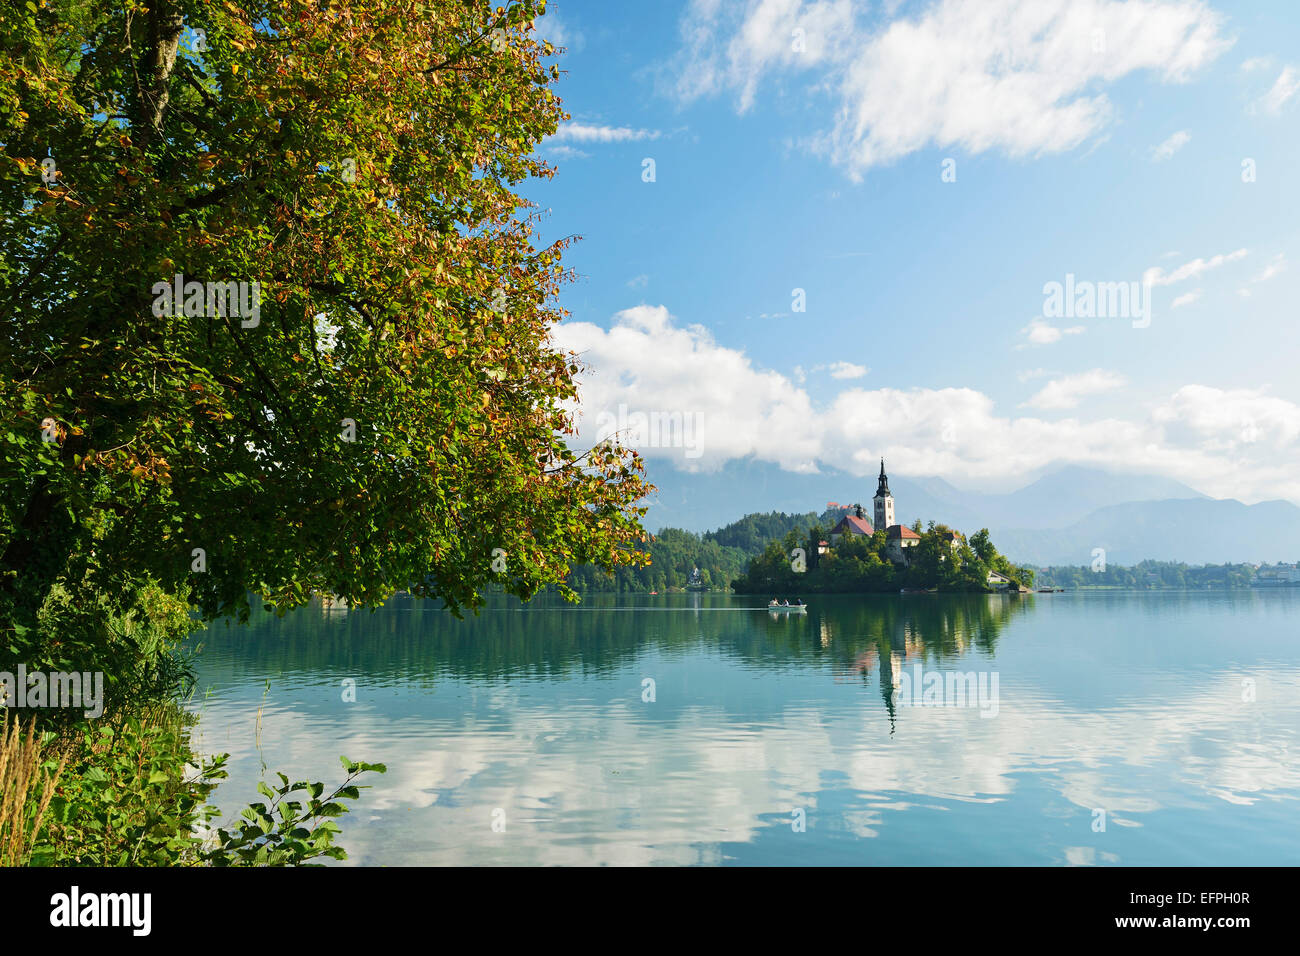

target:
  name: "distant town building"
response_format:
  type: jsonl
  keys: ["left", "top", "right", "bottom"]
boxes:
{"left": 829, "top": 504, "right": 874, "bottom": 544}
{"left": 885, "top": 523, "right": 921, "bottom": 562}
{"left": 1256, "top": 563, "right": 1300, "bottom": 585}
{"left": 986, "top": 569, "right": 1016, "bottom": 590}
{"left": 938, "top": 529, "right": 964, "bottom": 552}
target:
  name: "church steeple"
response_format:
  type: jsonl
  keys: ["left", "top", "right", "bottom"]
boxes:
{"left": 873, "top": 458, "right": 895, "bottom": 531}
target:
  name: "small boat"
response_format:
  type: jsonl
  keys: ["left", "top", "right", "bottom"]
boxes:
{"left": 767, "top": 602, "right": 807, "bottom": 612}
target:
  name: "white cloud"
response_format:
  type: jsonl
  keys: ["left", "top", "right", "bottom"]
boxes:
{"left": 1251, "top": 252, "right": 1287, "bottom": 284}
{"left": 669, "top": 0, "right": 1230, "bottom": 178}
{"left": 553, "top": 306, "right": 1300, "bottom": 504}
{"left": 828, "top": 361, "right": 868, "bottom": 379}
{"left": 1237, "top": 252, "right": 1287, "bottom": 297}
{"left": 1154, "top": 385, "right": 1300, "bottom": 463}
{"left": 627, "top": 274, "right": 650, "bottom": 289}
{"left": 1144, "top": 248, "right": 1248, "bottom": 287}
{"left": 552, "top": 305, "right": 1300, "bottom": 503}
{"left": 1021, "top": 318, "right": 1085, "bottom": 346}
{"left": 669, "top": 0, "right": 857, "bottom": 109}
{"left": 1023, "top": 369, "right": 1126, "bottom": 410}
{"left": 1151, "top": 129, "right": 1191, "bottom": 161}
{"left": 1257, "top": 65, "right": 1299, "bottom": 114}
{"left": 555, "top": 305, "right": 822, "bottom": 472}
{"left": 543, "top": 144, "right": 591, "bottom": 160}
{"left": 549, "top": 123, "right": 661, "bottom": 143}
{"left": 1170, "top": 289, "right": 1202, "bottom": 309}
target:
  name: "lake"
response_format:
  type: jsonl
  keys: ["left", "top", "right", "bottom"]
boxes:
{"left": 185, "top": 590, "right": 1300, "bottom": 865}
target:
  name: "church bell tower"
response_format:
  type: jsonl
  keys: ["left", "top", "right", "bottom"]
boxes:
{"left": 873, "top": 459, "right": 894, "bottom": 531}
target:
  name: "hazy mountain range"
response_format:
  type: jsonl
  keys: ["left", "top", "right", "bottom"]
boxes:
{"left": 642, "top": 461, "right": 1300, "bottom": 566}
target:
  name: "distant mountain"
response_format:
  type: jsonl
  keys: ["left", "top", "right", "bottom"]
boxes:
{"left": 640, "top": 459, "right": 1297, "bottom": 566}
{"left": 642, "top": 459, "right": 1000, "bottom": 533}
{"left": 994, "top": 498, "right": 1300, "bottom": 567}
{"left": 642, "top": 459, "right": 1203, "bottom": 535}
{"left": 978, "top": 466, "right": 1204, "bottom": 529}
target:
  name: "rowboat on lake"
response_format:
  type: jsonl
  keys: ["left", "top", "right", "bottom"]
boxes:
{"left": 767, "top": 600, "right": 807, "bottom": 612}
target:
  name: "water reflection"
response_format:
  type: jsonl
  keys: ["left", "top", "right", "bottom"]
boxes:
{"left": 186, "top": 591, "right": 1300, "bottom": 865}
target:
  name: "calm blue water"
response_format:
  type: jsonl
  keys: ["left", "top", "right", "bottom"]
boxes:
{"left": 186, "top": 590, "right": 1300, "bottom": 865}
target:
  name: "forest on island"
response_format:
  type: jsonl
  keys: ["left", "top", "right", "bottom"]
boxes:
{"left": 732, "top": 523, "right": 1036, "bottom": 594}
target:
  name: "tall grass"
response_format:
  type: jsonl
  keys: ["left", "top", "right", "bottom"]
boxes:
{"left": 0, "top": 711, "right": 68, "bottom": 866}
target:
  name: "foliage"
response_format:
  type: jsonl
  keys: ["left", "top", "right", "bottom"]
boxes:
{"left": 34, "top": 709, "right": 219, "bottom": 866}
{"left": 11, "top": 576, "right": 202, "bottom": 722}
{"left": 0, "top": 0, "right": 650, "bottom": 639}
{"left": 203, "top": 756, "right": 386, "bottom": 866}
{"left": 16, "top": 703, "right": 382, "bottom": 866}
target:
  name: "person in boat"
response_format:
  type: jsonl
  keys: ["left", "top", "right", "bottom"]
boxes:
{"left": 769, "top": 598, "right": 778, "bottom": 607}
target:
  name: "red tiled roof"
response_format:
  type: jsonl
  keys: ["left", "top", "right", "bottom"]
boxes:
{"left": 833, "top": 515, "right": 875, "bottom": 535}
{"left": 886, "top": 524, "right": 921, "bottom": 539}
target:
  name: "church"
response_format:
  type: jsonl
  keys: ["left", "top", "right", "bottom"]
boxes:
{"left": 828, "top": 460, "right": 921, "bottom": 564}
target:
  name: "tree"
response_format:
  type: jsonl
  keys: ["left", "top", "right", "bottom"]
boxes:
{"left": 0, "top": 0, "right": 651, "bottom": 654}
{"left": 806, "top": 524, "right": 823, "bottom": 572}
{"left": 970, "top": 528, "right": 995, "bottom": 564}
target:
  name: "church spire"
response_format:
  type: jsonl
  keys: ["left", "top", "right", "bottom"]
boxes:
{"left": 873, "top": 458, "right": 895, "bottom": 532}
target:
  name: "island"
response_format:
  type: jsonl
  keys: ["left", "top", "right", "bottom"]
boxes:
{"left": 731, "top": 460, "right": 1035, "bottom": 595}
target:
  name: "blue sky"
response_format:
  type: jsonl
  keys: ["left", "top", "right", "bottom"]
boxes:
{"left": 520, "top": 0, "right": 1300, "bottom": 503}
